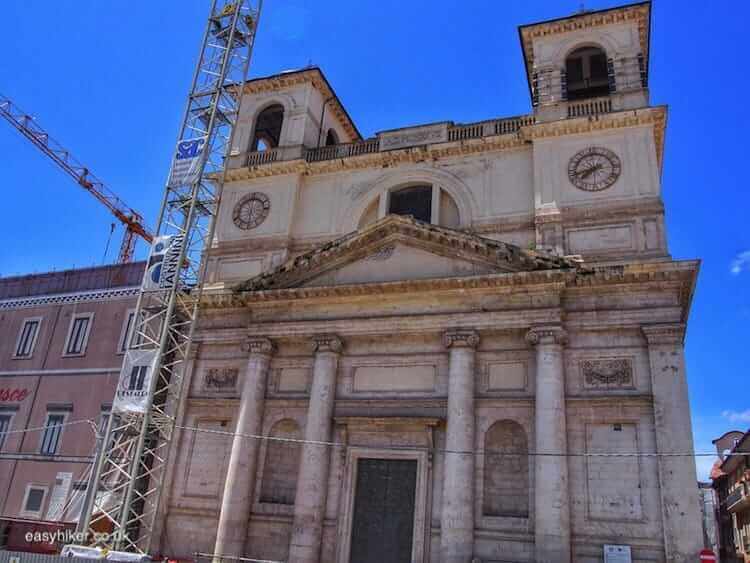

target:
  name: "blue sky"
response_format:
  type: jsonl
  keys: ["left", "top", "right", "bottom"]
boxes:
{"left": 1, "top": 1, "right": 748, "bottom": 479}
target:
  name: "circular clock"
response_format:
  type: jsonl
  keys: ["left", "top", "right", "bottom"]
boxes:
{"left": 233, "top": 192, "right": 270, "bottom": 230}
{"left": 567, "top": 147, "right": 621, "bottom": 192}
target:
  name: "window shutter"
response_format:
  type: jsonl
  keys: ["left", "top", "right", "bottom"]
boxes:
{"left": 607, "top": 57, "right": 617, "bottom": 93}
{"left": 637, "top": 53, "right": 648, "bottom": 88}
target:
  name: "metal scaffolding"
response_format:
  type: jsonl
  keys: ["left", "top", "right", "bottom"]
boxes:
{"left": 78, "top": 0, "right": 262, "bottom": 553}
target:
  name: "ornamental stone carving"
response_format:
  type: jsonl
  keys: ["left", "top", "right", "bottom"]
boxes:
{"left": 204, "top": 367, "right": 239, "bottom": 390}
{"left": 525, "top": 326, "right": 568, "bottom": 346}
{"left": 242, "top": 337, "right": 276, "bottom": 356}
{"left": 642, "top": 323, "right": 685, "bottom": 345}
{"left": 311, "top": 334, "right": 343, "bottom": 354}
{"left": 364, "top": 244, "right": 395, "bottom": 261}
{"left": 443, "top": 329, "right": 480, "bottom": 349}
{"left": 580, "top": 358, "right": 633, "bottom": 388}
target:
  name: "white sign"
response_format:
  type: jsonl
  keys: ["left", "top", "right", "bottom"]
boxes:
{"left": 112, "top": 350, "right": 158, "bottom": 414}
{"left": 604, "top": 544, "right": 632, "bottom": 563}
{"left": 142, "top": 234, "right": 184, "bottom": 292}
{"left": 167, "top": 137, "right": 206, "bottom": 187}
{"left": 45, "top": 471, "right": 73, "bottom": 521}
{"left": 378, "top": 122, "right": 449, "bottom": 151}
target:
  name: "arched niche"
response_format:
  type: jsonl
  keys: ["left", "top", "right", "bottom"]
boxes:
{"left": 259, "top": 418, "right": 301, "bottom": 505}
{"left": 482, "top": 420, "right": 529, "bottom": 518}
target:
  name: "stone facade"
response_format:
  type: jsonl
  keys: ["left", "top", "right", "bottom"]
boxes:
{"left": 156, "top": 3, "right": 703, "bottom": 562}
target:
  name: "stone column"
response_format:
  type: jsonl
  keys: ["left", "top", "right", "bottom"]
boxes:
{"left": 526, "top": 326, "right": 570, "bottom": 563}
{"left": 288, "top": 335, "right": 343, "bottom": 563}
{"left": 440, "top": 329, "right": 479, "bottom": 563}
{"left": 642, "top": 324, "right": 703, "bottom": 562}
{"left": 213, "top": 337, "right": 275, "bottom": 559}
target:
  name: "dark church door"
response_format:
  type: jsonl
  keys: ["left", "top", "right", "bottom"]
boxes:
{"left": 349, "top": 458, "right": 418, "bottom": 563}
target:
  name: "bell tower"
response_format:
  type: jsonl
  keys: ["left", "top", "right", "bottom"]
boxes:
{"left": 519, "top": 2, "right": 651, "bottom": 122}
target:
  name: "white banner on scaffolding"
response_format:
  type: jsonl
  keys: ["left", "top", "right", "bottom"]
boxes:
{"left": 112, "top": 349, "right": 158, "bottom": 414}
{"left": 167, "top": 136, "right": 207, "bottom": 187}
{"left": 142, "top": 234, "right": 184, "bottom": 292}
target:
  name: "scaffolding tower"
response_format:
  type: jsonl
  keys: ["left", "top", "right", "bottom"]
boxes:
{"left": 78, "top": 0, "right": 262, "bottom": 554}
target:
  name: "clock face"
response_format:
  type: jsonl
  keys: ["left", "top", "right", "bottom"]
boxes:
{"left": 233, "top": 192, "right": 270, "bottom": 230}
{"left": 567, "top": 147, "right": 622, "bottom": 192}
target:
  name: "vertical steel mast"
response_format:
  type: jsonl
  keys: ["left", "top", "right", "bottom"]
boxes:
{"left": 80, "top": 0, "right": 262, "bottom": 553}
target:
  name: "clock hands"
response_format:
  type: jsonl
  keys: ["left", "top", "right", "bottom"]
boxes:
{"left": 577, "top": 162, "right": 603, "bottom": 180}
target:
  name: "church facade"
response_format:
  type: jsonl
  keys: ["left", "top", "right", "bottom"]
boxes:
{"left": 156, "top": 3, "right": 703, "bottom": 562}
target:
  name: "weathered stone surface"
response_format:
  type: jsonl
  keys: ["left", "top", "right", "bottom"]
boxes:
{"left": 157, "top": 6, "right": 702, "bottom": 563}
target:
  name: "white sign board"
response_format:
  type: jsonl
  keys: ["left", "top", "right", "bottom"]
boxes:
{"left": 142, "top": 234, "right": 184, "bottom": 292}
{"left": 604, "top": 544, "right": 632, "bottom": 563}
{"left": 167, "top": 137, "right": 206, "bottom": 187}
{"left": 112, "top": 350, "right": 158, "bottom": 414}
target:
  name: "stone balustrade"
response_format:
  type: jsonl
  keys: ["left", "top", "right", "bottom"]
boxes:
{"left": 231, "top": 115, "right": 536, "bottom": 170}
{"left": 567, "top": 96, "right": 613, "bottom": 118}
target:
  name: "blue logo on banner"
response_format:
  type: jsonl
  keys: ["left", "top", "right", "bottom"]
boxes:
{"left": 176, "top": 138, "right": 206, "bottom": 160}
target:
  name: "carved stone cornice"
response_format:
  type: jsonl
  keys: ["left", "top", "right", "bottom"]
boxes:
{"left": 311, "top": 334, "right": 343, "bottom": 354}
{"left": 0, "top": 286, "right": 139, "bottom": 311}
{"left": 224, "top": 105, "right": 666, "bottom": 183}
{"left": 233, "top": 214, "right": 579, "bottom": 293}
{"left": 241, "top": 337, "right": 276, "bottom": 357}
{"left": 526, "top": 326, "right": 568, "bottom": 346}
{"left": 641, "top": 323, "right": 685, "bottom": 345}
{"left": 443, "top": 329, "right": 480, "bottom": 349}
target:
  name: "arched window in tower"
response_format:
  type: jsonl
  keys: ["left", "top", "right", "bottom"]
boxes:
{"left": 259, "top": 419, "right": 301, "bottom": 505}
{"left": 388, "top": 185, "right": 432, "bottom": 223}
{"left": 325, "top": 128, "right": 339, "bottom": 147}
{"left": 251, "top": 104, "right": 284, "bottom": 152}
{"left": 565, "top": 46, "right": 610, "bottom": 100}
{"left": 483, "top": 420, "right": 529, "bottom": 517}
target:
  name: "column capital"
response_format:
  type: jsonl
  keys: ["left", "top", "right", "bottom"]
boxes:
{"left": 526, "top": 325, "right": 568, "bottom": 346}
{"left": 443, "top": 329, "right": 480, "bottom": 349}
{"left": 241, "top": 337, "right": 276, "bottom": 357}
{"left": 311, "top": 334, "right": 343, "bottom": 354}
{"left": 642, "top": 323, "right": 685, "bottom": 345}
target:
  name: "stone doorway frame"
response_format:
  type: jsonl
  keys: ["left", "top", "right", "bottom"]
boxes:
{"left": 335, "top": 446, "right": 431, "bottom": 563}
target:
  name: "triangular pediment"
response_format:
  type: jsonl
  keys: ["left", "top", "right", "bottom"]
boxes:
{"left": 234, "top": 215, "right": 578, "bottom": 293}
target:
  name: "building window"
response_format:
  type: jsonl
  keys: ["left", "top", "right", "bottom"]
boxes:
{"left": 0, "top": 414, "right": 12, "bottom": 451}
{"left": 126, "top": 365, "right": 148, "bottom": 392}
{"left": 14, "top": 318, "right": 41, "bottom": 358}
{"left": 118, "top": 311, "right": 136, "bottom": 354}
{"left": 388, "top": 185, "right": 433, "bottom": 223}
{"left": 565, "top": 45, "right": 610, "bottom": 100}
{"left": 260, "top": 419, "right": 302, "bottom": 505}
{"left": 63, "top": 313, "right": 93, "bottom": 356}
{"left": 21, "top": 485, "right": 48, "bottom": 518}
{"left": 483, "top": 420, "right": 529, "bottom": 518}
{"left": 251, "top": 104, "right": 284, "bottom": 151}
{"left": 40, "top": 413, "right": 65, "bottom": 455}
